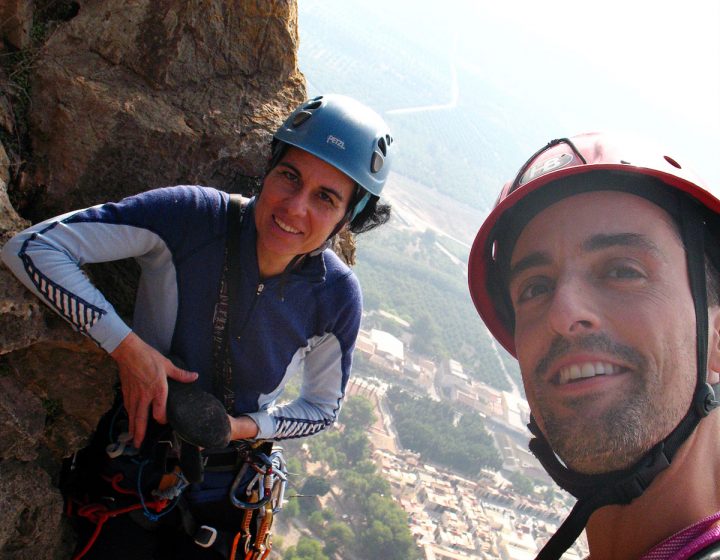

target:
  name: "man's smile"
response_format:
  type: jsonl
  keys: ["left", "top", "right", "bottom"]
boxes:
{"left": 557, "top": 361, "right": 624, "bottom": 385}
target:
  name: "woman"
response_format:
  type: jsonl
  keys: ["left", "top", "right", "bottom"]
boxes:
{"left": 1, "top": 94, "right": 393, "bottom": 558}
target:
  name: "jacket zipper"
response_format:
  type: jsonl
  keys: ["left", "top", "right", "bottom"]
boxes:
{"left": 236, "top": 282, "right": 264, "bottom": 341}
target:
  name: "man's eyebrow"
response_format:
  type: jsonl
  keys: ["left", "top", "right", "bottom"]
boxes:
{"left": 508, "top": 233, "right": 663, "bottom": 284}
{"left": 582, "top": 233, "right": 662, "bottom": 254}
{"left": 509, "top": 252, "right": 552, "bottom": 284}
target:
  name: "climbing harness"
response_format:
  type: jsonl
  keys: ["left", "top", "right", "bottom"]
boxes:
{"left": 65, "top": 410, "right": 288, "bottom": 559}
{"left": 182, "top": 440, "right": 288, "bottom": 559}
{"left": 64, "top": 404, "right": 188, "bottom": 560}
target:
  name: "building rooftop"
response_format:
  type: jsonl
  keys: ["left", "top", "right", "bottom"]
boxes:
{"left": 370, "top": 328, "right": 405, "bottom": 361}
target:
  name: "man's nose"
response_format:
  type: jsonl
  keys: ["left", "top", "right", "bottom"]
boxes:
{"left": 547, "top": 277, "right": 601, "bottom": 337}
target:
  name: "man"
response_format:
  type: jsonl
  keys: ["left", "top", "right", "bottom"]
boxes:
{"left": 467, "top": 133, "right": 720, "bottom": 559}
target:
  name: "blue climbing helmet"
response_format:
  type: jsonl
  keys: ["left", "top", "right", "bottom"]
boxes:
{"left": 273, "top": 94, "right": 394, "bottom": 219}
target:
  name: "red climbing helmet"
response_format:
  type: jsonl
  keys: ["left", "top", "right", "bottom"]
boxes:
{"left": 467, "top": 132, "right": 718, "bottom": 356}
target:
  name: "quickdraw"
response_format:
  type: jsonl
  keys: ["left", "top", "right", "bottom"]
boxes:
{"left": 227, "top": 446, "right": 288, "bottom": 560}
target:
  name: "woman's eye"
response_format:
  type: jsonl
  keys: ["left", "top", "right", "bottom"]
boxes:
{"left": 318, "top": 191, "right": 337, "bottom": 206}
{"left": 275, "top": 167, "right": 300, "bottom": 183}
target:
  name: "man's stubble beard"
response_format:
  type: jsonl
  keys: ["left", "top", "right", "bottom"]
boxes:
{"left": 530, "top": 333, "right": 690, "bottom": 475}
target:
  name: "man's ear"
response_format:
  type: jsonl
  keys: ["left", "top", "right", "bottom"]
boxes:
{"left": 708, "top": 306, "right": 720, "bottom": 384}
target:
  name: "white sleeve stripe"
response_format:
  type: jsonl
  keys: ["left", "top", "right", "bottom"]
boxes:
{"left": 274, "top": 417, "right": 333, "bottom": 439}
{"left": 20, "top": 252, "right": 104, "bottom": 332}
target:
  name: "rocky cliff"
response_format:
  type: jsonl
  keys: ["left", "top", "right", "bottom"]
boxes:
{"left": 0, "top": 1, "right": 305, "bottom": 557}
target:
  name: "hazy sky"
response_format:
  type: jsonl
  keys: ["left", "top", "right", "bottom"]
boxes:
{"left": 464, "top": 1, "right": 719, "bottom": 129}
{"left": 453, "top": 0, "right": 719, "bottom": 183}
{"left": 300, "top": 0, "right": 719, "bottom": 186}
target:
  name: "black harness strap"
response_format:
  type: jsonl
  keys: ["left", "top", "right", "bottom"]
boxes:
{"left": 212, "top": 195, "right": 247, "bottom": 412}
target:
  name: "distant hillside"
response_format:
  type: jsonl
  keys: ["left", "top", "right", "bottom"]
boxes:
{"left": 298, "top": 0, "right": 531, "bottom": 212}
{"left": 354, "top": 200, "right": 521, "bottom": 393}
{"left": 298, "top": 0, "right": 531, "bottom": 391}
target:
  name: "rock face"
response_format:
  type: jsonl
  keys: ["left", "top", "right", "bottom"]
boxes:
{"left": 0, "top": 1, "right": 305, "bottom": 557}
{"left": 27, "top": 0, "right": 305, "bottom": 220}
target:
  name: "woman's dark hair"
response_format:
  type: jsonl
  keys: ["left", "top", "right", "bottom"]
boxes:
{"left": 348, "top": 193, "right": 391, "bottom": 234}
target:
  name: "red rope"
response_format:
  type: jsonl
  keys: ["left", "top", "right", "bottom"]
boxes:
{"left": 229, "top": 531, "right": 242, "bottom": 560}
{"left": 70, "top": 493, "right": 168, "bottom": 559}
{"left": 102, "top": 472, "right": 138, "bottom": 496}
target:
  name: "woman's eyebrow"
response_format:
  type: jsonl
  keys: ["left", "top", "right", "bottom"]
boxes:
{"left": 277, "top": 161, "right": 301, "bottom": 176}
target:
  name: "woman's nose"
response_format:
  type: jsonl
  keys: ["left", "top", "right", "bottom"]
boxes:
{"left": 285, "top": 190, "right": 309, "bottom": 216}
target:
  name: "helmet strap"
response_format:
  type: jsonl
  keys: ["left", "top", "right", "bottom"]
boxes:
{"left": 529, "top": 413, "right": 688, "bottom": 558}
{"left": 350, "top": 191, "right": 371, "bottom": 220}
{"left": 319, "top": 184, "right": 369, "bottom": 246}
{"left": 680, "top": 195, "right": 719, "bottom": 417}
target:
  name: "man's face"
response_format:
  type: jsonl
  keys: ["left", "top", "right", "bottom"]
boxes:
{"left": 508, "top": 190, "right": 696, "bottom": 474}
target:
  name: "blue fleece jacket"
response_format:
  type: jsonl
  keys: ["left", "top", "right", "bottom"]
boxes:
{"left": 1, "top": 185, "right": 362, "bottom": 440}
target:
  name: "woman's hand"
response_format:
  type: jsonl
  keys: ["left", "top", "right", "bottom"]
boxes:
{"left": 229, "top": 415, "right": 259, "bottom": 440}
{"left": 110, "top": 332, "right": 198, "bottom": 447}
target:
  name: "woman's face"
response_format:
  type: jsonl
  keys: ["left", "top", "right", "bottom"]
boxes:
{"left": 254, "top": 147, "right": 355, "bottom": 277}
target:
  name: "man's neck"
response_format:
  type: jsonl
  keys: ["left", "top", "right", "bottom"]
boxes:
{"left": 585, "top": 411, "right": 720, "bottom": 559}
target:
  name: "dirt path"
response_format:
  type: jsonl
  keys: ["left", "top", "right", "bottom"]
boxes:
{"left": 383, "top": 172, "right": 486, "bottom": 247}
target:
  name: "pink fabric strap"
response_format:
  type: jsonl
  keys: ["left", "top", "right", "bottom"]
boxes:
{"left": 641, "top": 510, "right": 720, "bottom": 560}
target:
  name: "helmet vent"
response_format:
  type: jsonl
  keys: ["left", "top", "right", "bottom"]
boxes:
{"left": 378, "top": 136, "right": 387, "bottom": 156}
{"left": 304, "top": 100, "right": 322, "bottom": 111}
{"left": 371, "top": 151, "right": 384, "bottom": 173}
{"left": 386, "top": 134, "right": 393, "bottom": 145}
{"left": 292, "top": 111, "right": 312, "bottom": 127}
{"left": 664, "top": 155, "right": 682, "bottom": 169}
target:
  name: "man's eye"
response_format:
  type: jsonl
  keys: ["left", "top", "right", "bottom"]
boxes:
{"left": 606, "top": 266, "right": 644, "bottom": 279}
{"left": 517, "top": 280, "right": 551, "bottom": 303}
